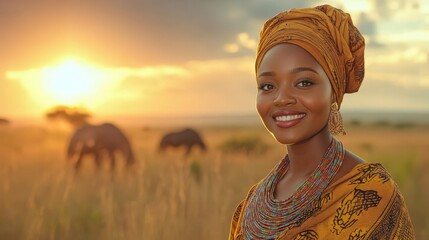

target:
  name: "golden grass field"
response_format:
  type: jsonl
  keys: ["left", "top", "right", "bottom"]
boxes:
{"left": 0, "top": 123, "right": 428, "bottom": 240}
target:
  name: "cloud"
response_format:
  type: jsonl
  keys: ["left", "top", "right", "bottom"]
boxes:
{"left": 2, "top": 0, "right": 426, "bottom": 70}
{"left": 0, "top": 79, "right": 35, "bottom": 116}
{"left": 343, "top": 79, "right": 429, "bottom": 112}
{"left": 2, "top": 0, "right": 428, "bottom": 118}
{"left": 4, "top": 62, "right": 192, "bottom": 115}
{"left": 224, "top": 43, "right": 240, "bottom": 54}
{"left": 110, "top": 57, "right": 257, "bottom": 116}
{"left": 3, "top": 48, "right": 429, "bottom": 118}
{"left": 341, "top": 45, "right": 429, "bottom": 112}
{"left": 365, "top": 46, "right": 429, "bottom": 87}
{"left": 0, "top": 0, "right": 316, "bottom": 69}
{"left": 224, "top": 32, "right": 258, "bottom": 54}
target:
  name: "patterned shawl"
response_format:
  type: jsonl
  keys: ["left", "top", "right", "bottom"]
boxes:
{"left": 229, "top": 163, "right": 415, "bottom": 239}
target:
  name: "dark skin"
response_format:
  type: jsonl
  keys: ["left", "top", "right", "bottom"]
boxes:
{"left": 256, "top": 43, "right": 365, "bottom": 201}
{"left": 274, "top": 126, "right": 365, "bottom": 200}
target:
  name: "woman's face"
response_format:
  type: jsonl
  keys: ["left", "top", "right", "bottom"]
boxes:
{"left": 256, "top": 43, "right": 332, "bottom": 145}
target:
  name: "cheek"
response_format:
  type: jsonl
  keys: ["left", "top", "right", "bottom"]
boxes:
{"left": 302, "top": 92, "right": 331, "bottom": 116}
{"left": 256, "top": 95, "right": 270, "bottom": 116}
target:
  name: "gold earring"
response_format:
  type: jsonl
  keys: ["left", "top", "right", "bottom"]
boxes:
{"left": 329, "top": 102, "right": 346, "bottom": 135}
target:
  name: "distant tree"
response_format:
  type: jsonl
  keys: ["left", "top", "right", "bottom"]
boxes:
{"left": 45, "top": 105, "right": 91, "bottom": 128}
{"left": 0, "top": 118, "right": 11, "bottom": 125}
{"left": 349, "top": 119, "right": 362, "bottom": 127}
{"left": 373, "top": 120, "right": 390, "bottom": 127}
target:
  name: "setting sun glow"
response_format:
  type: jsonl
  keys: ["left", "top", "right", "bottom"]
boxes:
{"left": 41, "top": 58, "right": 103, "bottom": 105}
{"left": 4, "top": 56, "right": 126, "bottom": 116}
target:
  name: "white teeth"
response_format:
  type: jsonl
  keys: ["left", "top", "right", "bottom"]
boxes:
{"left": 275, "top": 114, "right": 305, "bottom": 121}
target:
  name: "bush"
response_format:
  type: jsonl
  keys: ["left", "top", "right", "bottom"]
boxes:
{"left": 348, "top": 119, "right": 362, "bottom": 127}
{"left": 394, "top": 122, "right": 415, "bottom": 129}
{"left": 218, "top": 136, "right": 269, "bottom": 154}
{"left": 190, "top": 160, "right": 202, "bottom": 183}
{"left": 373, "top": 120, "right": 390, "bottom": 127}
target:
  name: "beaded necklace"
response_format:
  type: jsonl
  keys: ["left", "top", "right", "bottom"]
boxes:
{"left": 242, "top": 138, "right": 344, "bottom": 240}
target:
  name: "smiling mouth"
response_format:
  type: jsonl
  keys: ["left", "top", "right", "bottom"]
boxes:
{"left": 274, "top": 113, "right": 306, "bottom": 122}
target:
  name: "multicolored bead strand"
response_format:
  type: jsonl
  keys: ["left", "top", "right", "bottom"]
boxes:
{"left": 242, "top": 138, "right": 345, "bottom": 239}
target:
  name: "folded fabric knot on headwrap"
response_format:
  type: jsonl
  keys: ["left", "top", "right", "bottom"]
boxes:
{"left": 255, "top": 4, "right": 365, "bottom": 107}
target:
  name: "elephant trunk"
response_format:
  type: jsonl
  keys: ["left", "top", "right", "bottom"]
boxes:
{"left": 158, "top": 139, "right": 167, "bottom": 153}
{"left": 121, "top": 142, "right": 135, "bottom": 166}
{"left": 127, "top": 149, "right": 135, "bottom": 166}
{"left": 198, "top": 140, "right": 207, "bottom": 151}
{"left": 67, "top": 137, "right": 79, "bottom": 161}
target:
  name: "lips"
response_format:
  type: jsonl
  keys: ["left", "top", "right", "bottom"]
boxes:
{"left": 274, "top": 113, "right": 306, "bottom": 122}
{"left": 272, "top": 111, "right": 306, "bottom": 128}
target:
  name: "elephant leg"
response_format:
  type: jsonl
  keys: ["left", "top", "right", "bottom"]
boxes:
{"left": 198, "top": 142, "right": 207, "bottom": 152}
{"left": 185, "top": 145, "right": 192, "bottom": 156}
{"left": 75, "top": 152, "right": 85, "bottom": 171}
{"left": 126, "top": 154, "right": 134, "bottom": 168}
{"left": 108, "top": 150, "right": 116, "bottom": 171}
{"left": 94, "top": 152, "right": 102, "bottom": 170}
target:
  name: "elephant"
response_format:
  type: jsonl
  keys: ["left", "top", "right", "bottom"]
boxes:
{"left": 67, "top": 123, "right": 135, "bottom": 170}
{"left": 159, "top": 128, "right": 207, "bottom": 156}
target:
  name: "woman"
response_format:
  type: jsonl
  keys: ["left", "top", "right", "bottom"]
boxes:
{"left": 229, "top": 5, "right": 415, "bottom": 240}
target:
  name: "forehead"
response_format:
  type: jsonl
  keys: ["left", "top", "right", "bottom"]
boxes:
{"left": 258, "top": 43, "right": 323, "bottom": 73}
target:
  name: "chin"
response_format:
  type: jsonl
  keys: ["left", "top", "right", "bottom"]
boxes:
{"left": 269, "top": 131, "right": 301, "bottom": 145}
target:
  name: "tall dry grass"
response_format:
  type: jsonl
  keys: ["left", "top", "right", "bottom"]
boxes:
{"left": 0, "top": 124, "right": 428, "bottom": 239}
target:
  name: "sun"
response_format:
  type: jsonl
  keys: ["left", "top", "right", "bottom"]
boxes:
{"left": 6, "top": 56, "right": 126, "bottom": 116}
{"left": 41, "top": 58, "right": 103, "bottom": 105}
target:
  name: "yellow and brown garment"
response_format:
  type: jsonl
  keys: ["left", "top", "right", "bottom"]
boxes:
{"left": 229, "top": 163, "right": 415, "bottom": 239}
{"left": 255, "top": 4, "right": 365, "bottom": 107}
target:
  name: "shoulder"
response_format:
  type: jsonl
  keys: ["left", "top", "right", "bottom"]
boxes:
{"left": 330, "top": 160, "right": 397, "bottom": 197}
{"left": 231, "top": 184, "right": 258, "bottom": 220}
{"left": 328, "top": 161, "right": 395, "bottom": 223}
{"left": 352, "top": 163, "right": 415, "bottom": 239}
{"left": 328, "top": 162, "right": 415, "bottom": 239}
{"left": 346, "top": 162, "right": 401, "bottom": 200}
{"left": 331, "top": 150, "right": 365, "bottom": 184}
{"left": 329, "top": 161, "right": 398, "bottom": 210}
{"left": 229, "top": 184, "right": 258, "bottom": 239}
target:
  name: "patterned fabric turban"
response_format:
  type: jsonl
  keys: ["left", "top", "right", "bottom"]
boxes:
{"left": 255, "top": 5, "right": 365, "bottom": 106}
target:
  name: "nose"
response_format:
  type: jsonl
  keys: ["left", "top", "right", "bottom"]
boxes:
{"left": 273, "top": 87, "right": 296, "bottom": 106}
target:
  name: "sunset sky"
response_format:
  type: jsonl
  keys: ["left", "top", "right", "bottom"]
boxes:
{"left": 1, "top": 0, "right": 428, "bottom": 124}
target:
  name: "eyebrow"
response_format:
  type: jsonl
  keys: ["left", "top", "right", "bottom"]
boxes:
{"left": 257, "top": 71, "right": 275, "bottom": 78}
{"left": 258, "top": 67, "right": 319, "bottom": 78}
{"left": 291, "top": 67, "right": 319, "bottom": 74}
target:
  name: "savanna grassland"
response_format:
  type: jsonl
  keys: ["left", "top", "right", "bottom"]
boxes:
{"left": 0, "top": 122, "right": 428, "bottom": 240}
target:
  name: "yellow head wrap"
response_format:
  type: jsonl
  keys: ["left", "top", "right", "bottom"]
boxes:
{"left": 255, "top": 5, "right": 365, "bottom": 106}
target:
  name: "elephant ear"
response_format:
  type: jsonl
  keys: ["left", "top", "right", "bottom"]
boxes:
{"left": 67, "top": 126, "right": 92, "bottom": 155}
{"left": 85, "top": 138, "right": 96, "bottom": 148}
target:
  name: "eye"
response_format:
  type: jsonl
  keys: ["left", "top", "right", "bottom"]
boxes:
{"left": 296, "top": 80, "right": 314, "bottom": 88}
{"left": 258, "top": 83, "right": 274, "bottom": 91}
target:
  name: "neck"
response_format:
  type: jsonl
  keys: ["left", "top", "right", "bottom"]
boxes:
{"left": 286, "top": 127, "right": 333, "bottom": 178}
